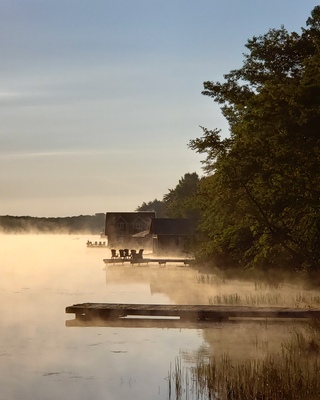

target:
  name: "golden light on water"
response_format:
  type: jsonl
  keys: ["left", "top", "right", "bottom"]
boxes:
{"left": 0, "top": 234, "right": 312, "bottom": 399}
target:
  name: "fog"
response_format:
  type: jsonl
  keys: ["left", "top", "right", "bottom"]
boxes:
{"left": 1, "top": 234, "right": 310, "bottom": 399}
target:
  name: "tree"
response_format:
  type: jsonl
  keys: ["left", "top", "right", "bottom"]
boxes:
{"left": 135, "top": 199, "right": 167, "bottom": 217}
{"left": 163, "top": 172, "right": 200, "bottom": 219}
{"left": 189, "top": 7, "right": 320, "bottom": 272}
{"left": 136, "top": 172, "right": 201, "bottom": 220}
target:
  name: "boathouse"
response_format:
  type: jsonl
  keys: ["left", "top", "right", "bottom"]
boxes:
{"left": 105, "top": 212, "right": 155, "bottom": 248}
{"left": 149, "top": 218, "right": 195, "bottom": 256}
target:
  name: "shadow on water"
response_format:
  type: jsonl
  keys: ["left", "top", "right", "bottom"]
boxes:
{"left": 66, "top": 315, "right": 309, "bottom": 329}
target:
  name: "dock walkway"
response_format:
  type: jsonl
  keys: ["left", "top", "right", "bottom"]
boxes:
{"left": 66, "top": 303, "right": 320, "bottom": 322}
{"left": 103, "top": 258, "right": 194, "bottom": 266}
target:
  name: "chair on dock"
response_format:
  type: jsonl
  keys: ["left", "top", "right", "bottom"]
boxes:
{"left": 124, "top": 249, "right": 130, "bottom": 259}
{"left": 119, "top": 249, "right": 125, "bottom": 258}
{"left": 138, "top": 249, "right": 144, "bottom": 259}
{"left": 130, "top": 249, "right": 137, "bottom": 259}
{"left": 111, "top": 249, "right": 118, "bottom": 259}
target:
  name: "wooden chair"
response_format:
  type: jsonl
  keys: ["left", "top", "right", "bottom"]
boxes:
{"left": 124, "top": 249, "right": 130, "bottom": 259}
{"left": 130, "top": 249, "right": 137, "bottom": 259}
{"left": 111, "top": 249, "right": 118, "bottom": 259}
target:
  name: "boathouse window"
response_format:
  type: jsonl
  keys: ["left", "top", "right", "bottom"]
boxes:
{"left": 116, "top": 222, "right": 125, "bottom": 230}
{"left": 132, "top": 217, "right": 145, "bottom": 231}
{"left": 133, "top": 222, "right": 143, "bottom": 230}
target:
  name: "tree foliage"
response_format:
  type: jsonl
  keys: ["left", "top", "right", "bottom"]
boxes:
{"left": 189, "top": 7, "right": 320, "bottom": 272}
{"left": 163, "top": 172, "right": 200, "bottom": 219}
{"left": 135, "top": 199, "right": 167, "bottom": 217}
{"left": 136, "top": 172, "right": 201, "bottom": 220}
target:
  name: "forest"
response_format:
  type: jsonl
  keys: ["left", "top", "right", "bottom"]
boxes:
{"left": 0, "top": 214, "right": 106, "bottom": 234}
{"left": 137, "top": 7, "right": 320, "bottom": 275}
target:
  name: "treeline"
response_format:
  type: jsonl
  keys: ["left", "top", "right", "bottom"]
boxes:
{"left": 136, "top": 172, "right": 200, "bottom": 220}
{"left": 0, "top": 214, "right": 106, "bottom": 234}
{"left": 137, "top": 7, "right": 320, "bottom": 275}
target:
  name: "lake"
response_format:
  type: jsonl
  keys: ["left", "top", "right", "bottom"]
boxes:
{"left": 0, "top": 234, "right": 307, "bottom": 399}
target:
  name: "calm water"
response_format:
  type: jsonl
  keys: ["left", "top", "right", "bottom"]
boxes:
{"left": 0, "top": 235, "right": 302, "bottom": 399}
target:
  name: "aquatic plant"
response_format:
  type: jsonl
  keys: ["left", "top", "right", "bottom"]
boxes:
{"left": 208, "top": 294, "right": 241, "bottom": 305}
{"left": 196, "top": 274, "right": 226, "bottom": 285}
{"left": 169, "top": 322, "right": 320, "bottom": 399}
{"left": 208, "top": 291, "right": 320, "bottom": 307}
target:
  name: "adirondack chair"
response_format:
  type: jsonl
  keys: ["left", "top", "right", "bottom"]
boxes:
{"left": 130, "top": 249, "right": 137, "bottom": 259}
{"left": 137, "top": 249, "right": 144, "bottom": 259}
{"left": 111, "top": 249, "right": 118, "bottom": 259}
{"left": 123, "top": 249, "right": 130, "bottom": 259}
{"left": 119, "top": 249, "right": 125, "bottom": 258}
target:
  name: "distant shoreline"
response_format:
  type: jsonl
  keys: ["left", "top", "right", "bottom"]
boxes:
{"left": 0, "top": 214, "right": 105, "bottom": 234}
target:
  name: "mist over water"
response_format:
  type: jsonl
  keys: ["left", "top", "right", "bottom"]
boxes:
{"left": 0, "top": 235, "right": 306, "bottom": 399}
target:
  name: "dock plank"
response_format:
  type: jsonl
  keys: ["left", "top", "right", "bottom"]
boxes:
{"left": 66, "top": 303, "right": 320, "bottom": 321}
{"left": 103, "top": 258, "right": 194, "bottom": 265}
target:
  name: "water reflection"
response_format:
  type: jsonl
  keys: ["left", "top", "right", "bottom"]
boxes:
{"left": 1, "top": 234, "right": 307, "bottom": 400}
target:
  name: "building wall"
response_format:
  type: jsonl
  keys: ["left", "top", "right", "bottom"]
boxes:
{"left": 105, "top": 212, "right": 155, "bottom": 248}
{"left": 153, "top": 235, "right": 188, "bottom": 256}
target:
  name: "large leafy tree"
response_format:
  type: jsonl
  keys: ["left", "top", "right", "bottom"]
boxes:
{"left": 136, "top": 172, "right": 200, "bottom": 219}
{"left": 135, "top": 199, "right": 167, "bottom": 217}
{"left": 163, "top": 172, "right": 200, "bottom": 219}
{"left": 190, "top": 7, "right": 320, "bottom": 272}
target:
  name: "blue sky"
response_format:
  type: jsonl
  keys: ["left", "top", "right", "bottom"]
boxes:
{"left": 0, "top": 0, "right": 318, "bottom": 216}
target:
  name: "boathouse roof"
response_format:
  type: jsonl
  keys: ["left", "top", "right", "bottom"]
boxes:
{"left": 149, "top": 218, "right": 195, "bottom": 236}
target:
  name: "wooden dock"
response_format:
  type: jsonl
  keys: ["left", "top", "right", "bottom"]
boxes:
{"left": 103, "top": 258, "right": 194, "bottom": 266}
{"left": 66, "top": 303, "right": 320, "bottom": 322}
{"left": 87, "top": 241, "right": 107, "bottom": 248}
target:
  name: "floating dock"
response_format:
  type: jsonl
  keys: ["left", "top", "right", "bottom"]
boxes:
{"left": 66, "top": 303, "right": 320, "bottom": 322}
{"left": 103, "top": 258, "right": 194, "bottom": 266}
{"left": 87, "top": 241, "right": 107, "bottom": 248}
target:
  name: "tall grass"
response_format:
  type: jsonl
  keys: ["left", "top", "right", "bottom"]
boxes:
{"left": 168, "top": 321, "right": 320, "bottom": 399}
{"left": 193, "top": 353, "right": 320, "bottom": 399}
{"left": 197, "top": 274, "right": 226, "bottom": 285}
{"left": 208, "top": 292, "right": 320, "bottom": 307}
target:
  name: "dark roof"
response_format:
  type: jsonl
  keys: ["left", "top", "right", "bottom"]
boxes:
{"left": 150, "top": 218, "right": 195, "bottom": 236}
{"left": 106, "top": 212, "right": 155, "bottom": 224}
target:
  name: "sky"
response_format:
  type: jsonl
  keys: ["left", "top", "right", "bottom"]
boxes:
{"left": 0, "top": 0, "right": 318, "bottom": 217}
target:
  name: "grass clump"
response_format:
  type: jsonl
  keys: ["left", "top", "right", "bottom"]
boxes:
{"left": 168, "top": 321, "right": 320, "bottom": 399}
{"left": 194, "top": 353, "right": 320, "bottom": 400}
{"left": 208, "top": 291, "right": 320, "bottom": 307}
{"left": 209, "top": 294, "right": 241, "bottom": 305}
{"left": 197, "top": 274, "right": 226, "bottom": 285}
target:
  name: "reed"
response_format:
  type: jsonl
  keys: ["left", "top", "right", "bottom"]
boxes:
{"left": 175, "top": 357, "right": 182, "bottom": 399}
{"left": 167, "top": 357, "right": 192, "bottom": 400}
{"left": 253, "top": 279, "right": 283, "bottom": 290}
{"left": 208, "top": 294, "right": 241, "bottom": 305}
{"left": 208, "top": 291, "right": 320, "bottom": 307}
{"left": 169, "top": 322, "right": 320, "bottom": 399}
{"left": 197, "top": 274, "right": 226, "bottom": 285}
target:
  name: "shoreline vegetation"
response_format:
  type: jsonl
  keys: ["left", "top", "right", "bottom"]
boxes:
{"left": 0, "top": 214, "right": 105, "bottom": 234}
{"left": 168, "top": 273, "right": 320, "bottom": 399}
{"left": 168, "top": 320, "right": 320, "bottom": 400}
